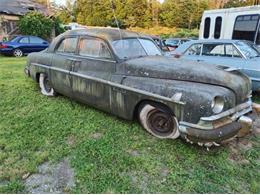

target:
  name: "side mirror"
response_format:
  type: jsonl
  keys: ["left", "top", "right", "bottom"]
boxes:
{"left": 42, "top": 41, "right": 48, "bottom": 44}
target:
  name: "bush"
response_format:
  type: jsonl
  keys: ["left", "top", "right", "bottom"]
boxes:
{"left": 18, "top": 12, "right": 53, "bottom": 39}
{"left": 128, "top": 26, "right": 199, "bottom": 39}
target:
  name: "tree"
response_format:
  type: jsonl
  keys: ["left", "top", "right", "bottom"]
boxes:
{"left": 55, "top": 0, "right": 77, "bottom": 24}
{"left": 223, "top": 0, "right": 253, "bottom": 8}
{"left": 18, "top": 12, "right": 53, "bottom": 39}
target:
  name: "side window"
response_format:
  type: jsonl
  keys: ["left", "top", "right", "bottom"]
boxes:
{"left": 79, "top": 38, "right": 112, "bottom": 59}
{"left": 202, "top": 44, "right": 225, "bottom": 56}
{"left": 30, "top": 37, "right": 44, "bottom": 44}
{"left": 185, "top": 44, "right": 202, "bottom": 56}
{"left": 204, "top": 17, "right": 211, "bottom": 39}
{"left": 56, "top": 37, "right": 77, "bottom": 54}
{"left": 233, "top": 14, "right": 259, "bottom": 42}
{"left": 202, "top": 43, "right": 241, "bottom": 58}
{"left": 19, "top": 37, "right": 29, "bottom": 44}
{"left": 225, "top": 44, "right": 241, "bottom": 58}
{"left": 214, "top": 17, "right": 222, "bottom": 39}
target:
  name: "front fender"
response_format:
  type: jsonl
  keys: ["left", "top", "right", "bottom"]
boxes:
{"left": 122, "top": 76, "right": 236, "bottom": 124}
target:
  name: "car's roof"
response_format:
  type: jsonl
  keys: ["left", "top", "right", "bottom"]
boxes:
{"left": 186, "top": 39, "right": 244, "bottom": 44}
{"left": 63, "top": 27, "right": 150, "bottom": 42}
{"left": 165, "top": 38, "right": 191, "bottom": 41}
{"left": 175, "top": 39, "right": 248, "bottom": 53}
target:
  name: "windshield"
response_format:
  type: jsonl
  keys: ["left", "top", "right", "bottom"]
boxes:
{"left": 112, "top": 38, "right": 161, "bottom": 60}
{"left": 236, "top": 41, "right": 260, "bottom": 58}
{"left": 8, "top": 36, "right": 19, "bottom": 42}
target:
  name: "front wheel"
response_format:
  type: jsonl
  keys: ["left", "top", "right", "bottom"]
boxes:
{"left": 138, "top": 104, "right": 180, "bottom": 139}
{"left": 13, "top": 49, "right": 23, "bottom": 57}
{"left": 39, "top": 73, "right": 56, "bottom": 96}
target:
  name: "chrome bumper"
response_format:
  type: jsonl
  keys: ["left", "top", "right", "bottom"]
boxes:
{"left": 179, "top": 100, "right": 253, "bottom": 142}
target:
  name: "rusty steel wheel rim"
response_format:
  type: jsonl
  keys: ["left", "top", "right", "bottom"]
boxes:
{"left": 147, "top": 109, "right": 176, "bottom": 137}
{"left": 43, "top": 77, "right": 52, "bottom": 93}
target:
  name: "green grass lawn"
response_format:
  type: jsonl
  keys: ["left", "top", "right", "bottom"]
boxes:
{"left": 0, "top": 56, "right": 259, "bottom": 193}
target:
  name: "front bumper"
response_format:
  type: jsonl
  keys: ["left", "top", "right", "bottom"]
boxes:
{"left": 179, "top": 100, "right": 253, "bottom": 143}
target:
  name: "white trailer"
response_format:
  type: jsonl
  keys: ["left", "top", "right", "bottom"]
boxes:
{"left": 199, "top": 6, "right": 260, "bottom": 46}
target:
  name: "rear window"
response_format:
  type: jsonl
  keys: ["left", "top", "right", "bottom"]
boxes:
{"left": 30, "top": 37, "right": 44, "bottom": 44}
{"left": 233, "top": 14, "right": 259, "bottom": 42}
{"left": 202, "top": 43, "right": 241, "bottom": 58}
{"left": 56, "top": 37, "right": 77, "bottom": 54}
{"left": 79, "top": 38, "right": 112, "bottom": 59}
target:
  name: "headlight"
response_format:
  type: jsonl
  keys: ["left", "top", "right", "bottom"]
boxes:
{"left": 211, "top": 96, "right": 224, "bottom": 114}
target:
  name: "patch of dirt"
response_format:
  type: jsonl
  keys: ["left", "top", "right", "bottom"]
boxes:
{"left": 159, "top": 165, "right": 170, "bottom": 177}
{"left": 224, "top": 114, "right": 260, "bottom": 165}
{"left": 129, "top": 171, "right": 149, "bottom": 193}
{"left": 66, "top": 135, "right": 77, "bottom": 147}
{"left": 24, "top": 159, "right": 75, "bottom": 193}
{"left": 90, "top": 132, "right": 103, "bottom": 140}
{"left": 126, "top": 149, "right": 140, "bottom": 157}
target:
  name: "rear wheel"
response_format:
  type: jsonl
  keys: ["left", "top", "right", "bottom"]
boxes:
{"left": 138, "top": 104, "right": 180, "bottom": 139}
{"left": 13, "top": 49, "right": 23, "bottom": 57}
{"left": 39, "top": 73, "right": 56, "bottom": 96}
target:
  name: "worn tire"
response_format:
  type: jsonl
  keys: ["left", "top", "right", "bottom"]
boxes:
{"left": 39, "top": 73, "right": 56, "bottom": 96}
{"left": 138, "top": 104, "right": 180, "bottom": 139}
{"left": 13, "top": 48, "right": 23, "bottom": 57}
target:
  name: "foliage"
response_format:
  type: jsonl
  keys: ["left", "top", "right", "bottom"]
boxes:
{"left": 0, "top": 56, "right": 260, "bottom": 193}
{"left": 160, "top": 0, "right": 209, "bottom": 29}
{"left": 18, "top": 12, "right": 53, "bottom": 39}
{"left": 223, "top": 0, "right": 253, "bottom": 8}
{"left": 54, "top": 0, "right": 77, "bottom": 24}
{"left": 128, "top": 27, "right": 198, "bottom": 39}
{"left": 53, "top": 17, "right": 65, "bottom": 36}
{"left": 18, "top": 12, "right": 65, "bottom": 39}
{"left": 73, "top": 0, "right": 258, "bottom": 29}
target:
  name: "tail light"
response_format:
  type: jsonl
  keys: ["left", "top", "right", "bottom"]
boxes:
{"left": 0, "top": 44, "right": 8, "bottom": 49}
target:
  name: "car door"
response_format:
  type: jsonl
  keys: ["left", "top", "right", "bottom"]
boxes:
{"left": 50, "top": 36, "right": 78, "bottom": 97}
{"left": 70, "top": 36, "right": 116, "bottom": 111}
{"left": 198, "top": 43, "right": 245, "bottom": 69}
{"left": 17, "top": 37, "right": 30, "bottom": 54}
{"left": 29, "top": 36, "right": 49, "bottom": 52}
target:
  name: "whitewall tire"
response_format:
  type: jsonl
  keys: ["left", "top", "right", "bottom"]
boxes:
{"left": 39, "top": 73, "right": 56, "bottom": 97}
{"left": 139, "top": 104, "right": 180, "bottom": 139}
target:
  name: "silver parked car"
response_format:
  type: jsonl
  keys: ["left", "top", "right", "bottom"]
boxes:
{"left": 174, "top": 39, "right": 260, "bottom": 91}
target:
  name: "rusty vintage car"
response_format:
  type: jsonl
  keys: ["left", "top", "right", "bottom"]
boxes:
{"left": 25, "top": 28, "right": 254, "bottom": 146}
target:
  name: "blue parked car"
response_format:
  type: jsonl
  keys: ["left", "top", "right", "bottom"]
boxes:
{"left": 174, "top": 39, "right": 260, "bottom": 91}
{"left": 0, "top": 36, "right": 49, "bottom": 57}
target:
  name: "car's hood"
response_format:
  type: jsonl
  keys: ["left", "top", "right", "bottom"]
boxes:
{"left": 122, "top": 56, "right": 251, "bottom": 103}
{"left": 247, "top": 57, "right": 260, "bottom": 62}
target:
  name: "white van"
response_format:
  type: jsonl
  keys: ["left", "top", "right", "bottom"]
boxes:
{"left": 199, "top": 6, "right": 260, "bottom": 46}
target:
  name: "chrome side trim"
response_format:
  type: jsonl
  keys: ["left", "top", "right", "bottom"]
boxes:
{"left": 201, "top": 100, "right": 252, "bottom": 121}
{"left": 30, "top": 62, "right": 185, "bottom": 105}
